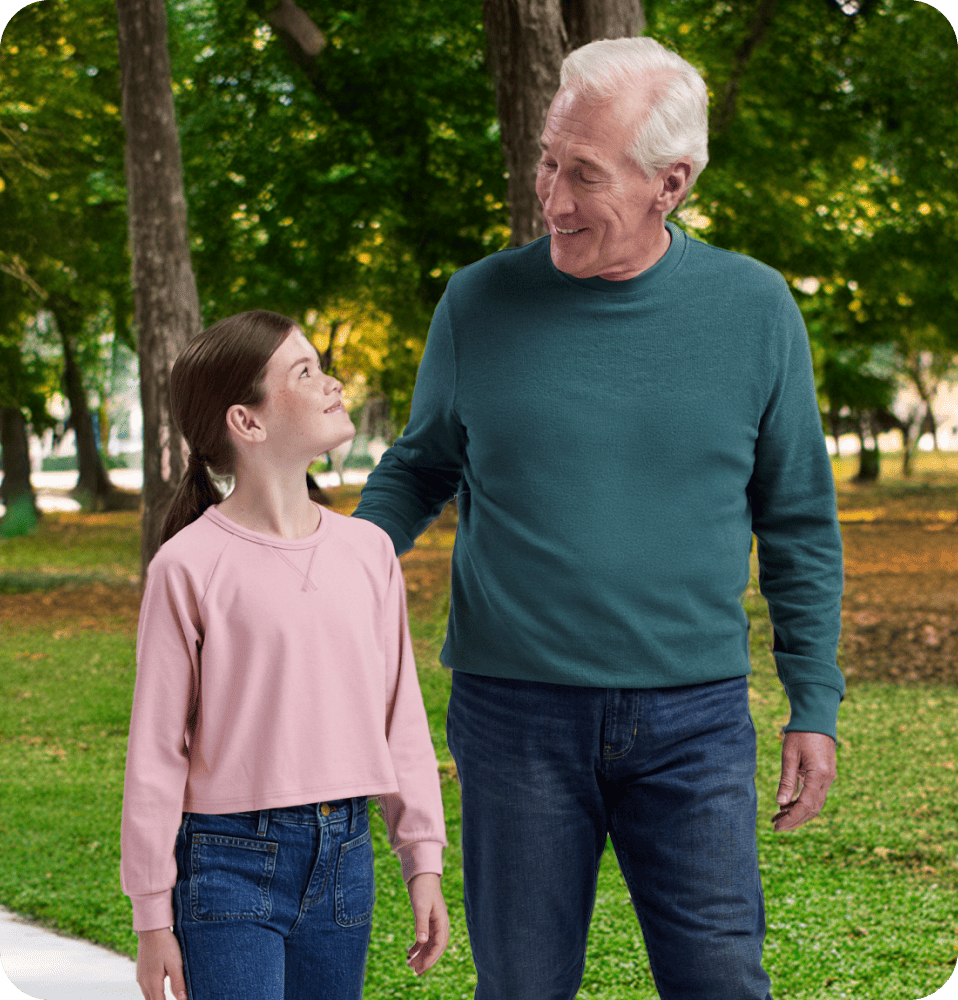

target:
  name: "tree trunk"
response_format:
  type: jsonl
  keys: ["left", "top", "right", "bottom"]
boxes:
{"left": 116, "top": 0, "right": 202, "bottom": 576}
{"left": 49, "top": 298, "right": 115, "bottom": 509}
{"left": 854, "top": 446, "right": 879, "bottom": 483}
{"left": 853, "top": 417, "right": 880, "bottom": 483}
{"left": 0, "top": 406, "right": 40, "bottom": 536}
{"left": 920, "top": 408, "right": 940, "bottom": 454}
{"left": 481, "top": 0, "right": 646, "bottom": 247}
{"left": 899, "top": 427, "right": 914, "bottom": 477}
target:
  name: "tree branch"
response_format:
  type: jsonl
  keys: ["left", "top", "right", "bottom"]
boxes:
{"left": 711, "top": 0, "right": 779, "bottom": 136}
{"left": 264, "top": 0, "right": 326, "bottom": 58}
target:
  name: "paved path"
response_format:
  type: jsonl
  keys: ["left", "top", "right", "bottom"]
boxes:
{"left": 0, "top": 907, "right": 176, "bottom": 1000}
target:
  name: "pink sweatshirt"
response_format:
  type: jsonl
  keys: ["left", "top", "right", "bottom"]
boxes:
{"left": 120, "top": 504, "right": 446, "bottom": 932}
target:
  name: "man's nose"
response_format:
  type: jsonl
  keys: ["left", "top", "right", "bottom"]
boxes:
{"left": 543, "top": 171, "right": 575, "bottom": 217}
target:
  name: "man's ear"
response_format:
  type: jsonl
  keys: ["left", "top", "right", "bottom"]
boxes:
{"left": 656, "top": 159, "right": 693, "bottom": 213}
{"left": 225, "top": 403, "right": 267, "bottom": 446}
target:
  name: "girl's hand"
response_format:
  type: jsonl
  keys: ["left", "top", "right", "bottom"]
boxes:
{"left": 405, "top": 872, "right": 449, "bottom": 975}
{"left": 136, "top": 927, "right": 187, "bottom": 1000}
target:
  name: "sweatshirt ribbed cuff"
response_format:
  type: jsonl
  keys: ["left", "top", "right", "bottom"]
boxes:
{"left": 131, "top": 891, "right": 174, "bottom": 933}
{"left": 781, "top": 682, "right": 843, "bottom": 740}
{"left": 398, "top": 840, "right": 445, "bottom": 884}
{"left": 774, "top": 650, "right": 844, "bottom": 740}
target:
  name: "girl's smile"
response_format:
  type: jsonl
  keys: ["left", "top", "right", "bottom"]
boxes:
{"left": 256, "top": 327, "right": 356, "bottom": 461}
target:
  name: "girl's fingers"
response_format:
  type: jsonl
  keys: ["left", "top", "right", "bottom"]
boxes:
{"left": 406, "top": 913, "right": 449, "bottom": 974}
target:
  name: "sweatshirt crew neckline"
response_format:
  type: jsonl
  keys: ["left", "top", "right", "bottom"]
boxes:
{"left": 547, "top": 220, "right": 687, "bottom": 295}
{"left": 203, "top": 502, "right": 329, "bottom": 548}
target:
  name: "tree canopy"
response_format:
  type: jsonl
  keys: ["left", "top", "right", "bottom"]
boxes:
{"left": 1, "top": 0, "right": 956, "bottom": 491}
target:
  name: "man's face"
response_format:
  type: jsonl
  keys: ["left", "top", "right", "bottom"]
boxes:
{"left": 536, "top": 87, "right": 678, "bottom": 281}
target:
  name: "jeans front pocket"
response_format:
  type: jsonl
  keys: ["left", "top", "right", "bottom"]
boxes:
{"left": 189, "top": 833, "right": 278, "bottom": 921}
{"left": 334, "top": 829, "right": 375, "bottom": 927}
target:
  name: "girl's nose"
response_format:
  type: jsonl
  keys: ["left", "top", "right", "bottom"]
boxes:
{"left": 323, "top": 373, "right": 343, "bottom": 393}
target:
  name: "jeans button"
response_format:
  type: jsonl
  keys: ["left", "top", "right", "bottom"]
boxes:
{"left": 320, "top": 802, "right": 331, "bottom": 817}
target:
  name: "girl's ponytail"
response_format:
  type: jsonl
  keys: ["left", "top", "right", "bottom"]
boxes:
{"left": 159, "top": 454, "right": 224, "bottom": 545}
{"left": 158, "top": 310, "right": 295, "bottom": 545}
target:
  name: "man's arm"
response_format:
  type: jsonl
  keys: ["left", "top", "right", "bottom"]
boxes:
{"left": 749, "top": 289, "right": 845, "bottom": 738}
{"left": 353, "top": 294, "right": 465, "bottom": 555}
{"left": 748, "top": 289, "right": 844, "bottom": 829}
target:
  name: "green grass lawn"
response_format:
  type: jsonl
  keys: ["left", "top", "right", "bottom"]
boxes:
{"left": 1, "top": 472, "right": 956, "bottom": 998}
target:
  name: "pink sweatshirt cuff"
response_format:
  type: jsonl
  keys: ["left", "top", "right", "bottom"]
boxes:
{"left": 131, "top": 891, "right": 174, "bottom": 933}
{"left": 398, "top": 841, "right": 445, "bottom": 884}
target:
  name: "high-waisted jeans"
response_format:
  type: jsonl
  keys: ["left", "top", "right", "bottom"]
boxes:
{"left": 172, "top": 797, "right": 373, "bottom": 1000}
{"left": 446, "top": 672, "right": 773, "bottom": 1000}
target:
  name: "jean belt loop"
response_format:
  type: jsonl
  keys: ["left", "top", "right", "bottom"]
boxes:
{"left": 349, "top": 797, "right": 362, "bottom": 835}
{"left": 257, "top": 810, "right": 269, "bottom": 837}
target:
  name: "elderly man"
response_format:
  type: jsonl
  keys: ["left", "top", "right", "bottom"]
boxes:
{"left": 353, "top": 36, "right": 843, "bottom": 1000}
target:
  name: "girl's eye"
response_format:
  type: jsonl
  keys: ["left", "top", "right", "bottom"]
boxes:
{"left": 300, "top": 366, "right": 311, "bottom": 378}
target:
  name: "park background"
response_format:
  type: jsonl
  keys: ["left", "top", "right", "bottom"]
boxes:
{"left": 1, "top": 0, "right": 958, "bottom": 996}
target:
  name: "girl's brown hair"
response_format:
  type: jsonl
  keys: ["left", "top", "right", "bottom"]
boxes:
{"left": 160, "top": 310, "right": 295, "bottom": 544}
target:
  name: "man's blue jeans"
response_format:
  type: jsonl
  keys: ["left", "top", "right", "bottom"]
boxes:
{"left": 172, "top": 798, "right": 373, "bottom": 1000}
{"left": 446, "top": 672, "right": 774, "bottom": 1000}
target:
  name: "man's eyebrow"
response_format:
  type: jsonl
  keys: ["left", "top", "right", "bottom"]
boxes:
{"left": 538, "top": 140, "right": 606, "bottom": 172}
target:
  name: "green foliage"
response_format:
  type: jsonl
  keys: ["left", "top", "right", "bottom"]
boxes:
{"left": 0, "top": 0, "right": 132, "bottom": 441}
{"left": 0, "top": 0, "right": 129, "bottom": 297}
{"left": 168, "top": 0, "right": 510, "bottom": 424}
{"left": 653, "top": 0, "right": 958, "bottom": 432}
{"left": 3, "top": 0, "right": 956, "bottom": 435}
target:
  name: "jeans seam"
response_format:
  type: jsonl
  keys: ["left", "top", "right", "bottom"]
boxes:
{"left": 602, "top": 688, "right": 639, "bottom": 763}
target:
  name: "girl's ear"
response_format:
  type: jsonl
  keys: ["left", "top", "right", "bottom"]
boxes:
{"left": 225, "top": 403, "right": 267, "bottom": 446}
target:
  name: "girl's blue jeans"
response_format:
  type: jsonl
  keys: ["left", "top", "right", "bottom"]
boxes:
{"left": 446, "top": 671, "right": 774, "bottom": 1000}
{"left": 172, "top": 798, "right": 373, "bottom": 1000}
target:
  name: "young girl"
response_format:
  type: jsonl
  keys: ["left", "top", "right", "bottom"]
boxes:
{"left": 121, "top": 310, "right": 448, "bottom": 1000}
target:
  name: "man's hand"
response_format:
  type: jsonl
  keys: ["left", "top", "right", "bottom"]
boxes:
{"left": 136, "top": 927, "right": 187, "bottom": 1000}
{"left": 773, "top": 730, "right": 837, "bottom": 832}
{"left": 405, "top": 872, "right": 449, "bottom": 975}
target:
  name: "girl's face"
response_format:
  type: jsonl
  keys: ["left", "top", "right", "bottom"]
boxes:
{"left": 254, "top": 327, "right": 355, "bottom": 461}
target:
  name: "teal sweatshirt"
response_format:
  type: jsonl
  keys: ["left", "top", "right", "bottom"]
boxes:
{"left": 353, "top": 223, "right": 845, "bottom": 738}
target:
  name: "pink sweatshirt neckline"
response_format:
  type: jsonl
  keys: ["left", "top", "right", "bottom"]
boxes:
{"left": 203, "top": 501, "right": 330, "bottom": 548}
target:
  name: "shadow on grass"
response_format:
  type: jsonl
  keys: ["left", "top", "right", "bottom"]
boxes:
{"left": 0, "top": 572, "right": 130, "bottom": 594}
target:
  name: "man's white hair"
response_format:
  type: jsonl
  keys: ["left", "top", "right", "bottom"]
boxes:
{"left": 559, "top": 37, "right": 709, "bottom": 188}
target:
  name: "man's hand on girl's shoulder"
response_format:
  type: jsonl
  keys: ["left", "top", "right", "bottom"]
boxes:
{"left": 405, "top": 872, "right": 449, "bottom": 975}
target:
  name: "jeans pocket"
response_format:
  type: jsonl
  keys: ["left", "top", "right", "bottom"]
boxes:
{"left": 189, "top": 834, "right": 278, "bottom": 921}
{"left": 334, "top": 829, "right": 375, "bottom": 928}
